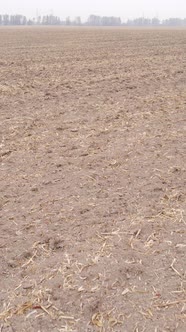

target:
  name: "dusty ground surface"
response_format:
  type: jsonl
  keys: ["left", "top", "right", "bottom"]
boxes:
{"left": 0, "top": 27, "right": 186, "bottom": 332}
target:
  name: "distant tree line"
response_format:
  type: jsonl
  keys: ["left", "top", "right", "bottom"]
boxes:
{"left": 125, "top": 17, "right": 186, "bottom": 26}
{"left": 87, "top": 15, "right": 121, "bottom": 26}
{"left": 0, "top": 14, "right": 186, "bottom": 27}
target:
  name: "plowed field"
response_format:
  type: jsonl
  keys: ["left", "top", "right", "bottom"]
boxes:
{"left": 0, "top": 27, "right": 186, "bottom": 331}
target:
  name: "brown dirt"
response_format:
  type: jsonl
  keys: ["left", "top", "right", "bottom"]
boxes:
{"left": 0, "top": 27, "right": 186, "bottom": 332}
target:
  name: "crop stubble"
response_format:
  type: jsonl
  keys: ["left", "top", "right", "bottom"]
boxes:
{"left": 0, "top": 27, "right": 186, "bottom": 331}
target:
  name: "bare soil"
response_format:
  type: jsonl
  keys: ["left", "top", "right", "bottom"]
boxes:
{"left": 0, "top": 27, "right": 186, "bottom": 332}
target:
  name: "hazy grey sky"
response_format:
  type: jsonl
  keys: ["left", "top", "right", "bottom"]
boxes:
{"left": 1, "top": 0, "right": 186, "bottom": 20}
